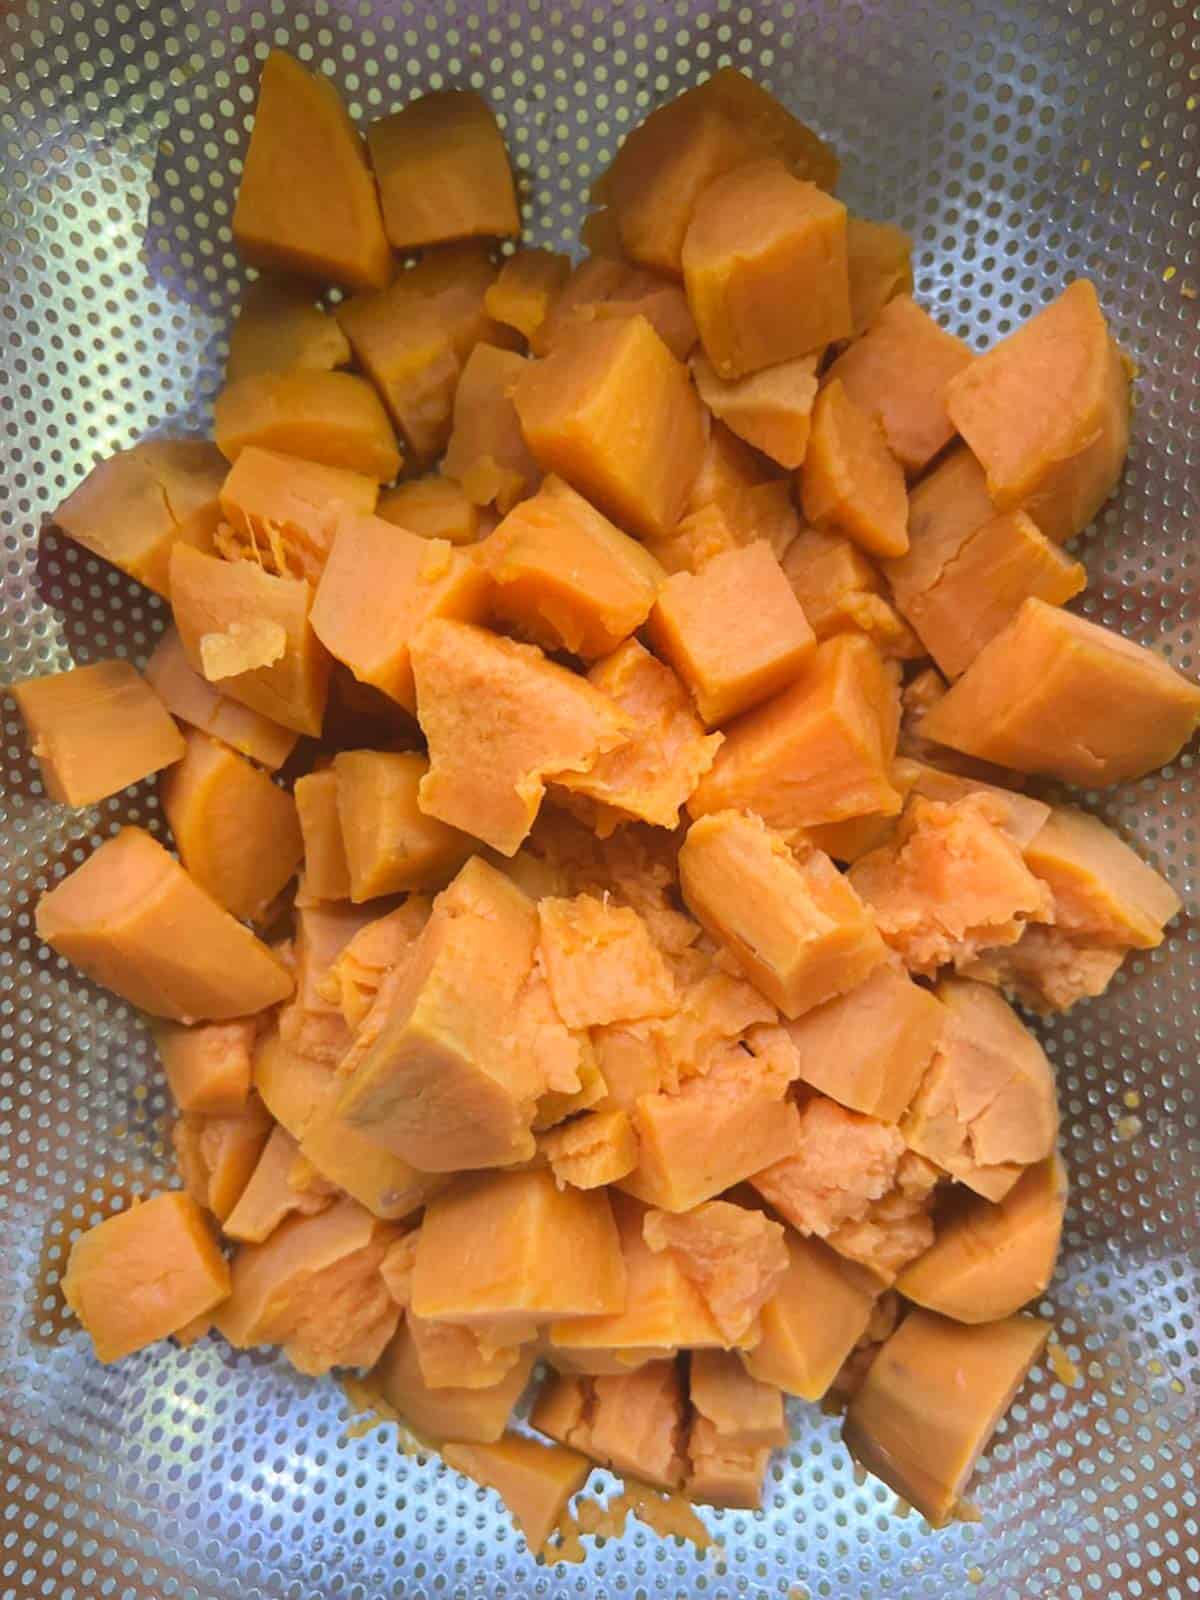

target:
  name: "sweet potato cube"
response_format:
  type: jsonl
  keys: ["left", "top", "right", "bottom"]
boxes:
{"left": 222, "top": 1124, "right": 333, "bottom": 1244}
{"left": 408, "top": 1312, "right": 527, "bottom": 1390}
{"left": 903, "top": 762, "right": 1050, "bottom": 849}
{"left": 689, "top": 1349, "right": 788, "bottom": 1449}
{"left": 893, "top": 508, "right": 1086, "bottom": 679}
{"left": 537, "top": 894, "right": 676, "bottom": 1028}
{"left": 646, "top": 481, "right": 799, "bottom": 578}
{"left": 172, "top": 1095, "right": 274, "bottom": 1222}
{"left": 37, "top": 826, "right": 293, "bottom": 1021}
{"left": 411, "top": 1167, "right": 626, "bottom": 1339}
{"left": 621, "top": 1042, "right": 803, "bottom": 1213}
{"left": 647, "top": 541, "right": 815, "bottom": 727}
{"left": 160, "top": 729, "right": 303, "bottom": 922}
{"left": 533, "top": 1361, "right": 688, "bottom": 1490}
{"left": 801, "top": 378, "right": 908, "bottom": 559}
{"left": 843, "top": 1308, "right": 1049, "bottom": 1526}
{"left": 1023, "top": 805, "right": 1181, "bottom": 949}
{"left": 898, "top": 1154, "right": 1067, "bottom": 1324}
{"left": 886, "top": 443, "right": 996, "bottom": 612}
{"left": 12, "top": 659, "right": 185, "bottom": 808}
{"left": 485, "top": 247, "right": 572, "bottom": 342}
{"left": 215, "top": 1196, "right": 401, "bottom": 1375}
{"left": 595, "top": 67, "right": 839, "bottom": 278}
{"left": 740, "top": 1230, "right": 876, "bottom": 1400}
{"left": 540, "top": 1108, "right": 639, "bottom": 1189}
{"left": 144, "top": 627, "right": 299, "bottom": 770}
{"left": 749, "top": 1092, "right": 908, "bottom": 1237}
{"left": 443, "top": 1436, "right": 591, "bottom": 1555}
{"left": 826, "top": 296, "right": 975, "bottom": 476}
{"left": 368, "top": 89, "right": 519, "bottom": 252}
{"left": 335, "top": 857, "right": 545, "bottom": 1170}
{"left": 373, "top": 1322, "right": 535, "bottom": 1443}
{"left": 691, "top": 351, "right": 819, "bottom": 469}
{"left": 686, "top": 1415, "right": 771, "bottom": 1509}
{"left": 233, "top": 50, "right": 390, "bottom": 290}
{"left": 642, "top": 1201, "right": 788, "bottom": 1344}
{"left": 298, "top": 1095, "right": 446, "bottom": 1223}
{"left": 277, "top": 902, "right": 372, "bottom": 1065}
{"left": 410, "top": 620, "right": 631, "bottom": 857}
{"left": 169, "top": 545, "right": 330, "bottom": 737}
{"left": 780, "top": 526, "right": 916, "bottom": 659}
{"left": 334, "top": 749, "right": 473, "bottom": 900}
{"left": 63, "top": 1191, "right": 231, "bottom": 1363}
{"left": 688, "top": 633, "right": 900, "bottom": 829}
{"left": 786, "top": 960, "right": 944, "bottom": 1123}
{"left": 682, "top": 158, "right": 850, "bottom": 380}
{"left": 531, "top": 255, "right": 698, "bottom": 363}
{"left": 53, "top": 438, "right": 225, "bottom": 598}
{"left": 226, "top": 275, "right": 352, "bottom": 383}
{"left": 376, "top": 477, "right": 480, "bottom": 545}
{"left": 217, "top": 447, "right": 378, "bottom": 584}
{"left": 901, "top": 977, "right": 1058, "bottom": 1201}
{"left": 442, "top": 343, "right": 542, "bottom": 514}
{"left": 848, "top": 796, "right": 1053, "bottom": 977}
{"left": 334, "top": 244, "right": 503, "bottom": 463}
{"left": 945, "top": 279, "right": 1130, "bottom": 544}
{"left": 294, "top": 769, "right": 351, "bottom": 902}
{"left": 214, "top": 370, "right": 402, "bottom": 482}
{"left": 918, "top": 598, "right": 1200, "bottom": 785}
{"left": 552, "top": 640, "right": 722, "bottom": 833}
{"left": 477, "top": 476, "right": 663, "bottom": 658}
{"left": 153, "top": 1016, "right": 256, "bottom": 1116}
{"left": 513, "top": 314, "right": 706, "bottom": 541}
{"left": 679, "top": 812, "right": 885, "bottom": 1018}
{"left": 252, "top": 1024, "right": 337, "bottom": 1140}
{"left": 310, "top": 514, "right": 490, "bottom": 714}
{"left": 685, "top": 419, "right": 774, "bottom": 515}
{"left": 845, "top": 218, "right": 914, "bottom": 338}
{"left": 547, "top": 1192, "right": 739, "bottom": 1365}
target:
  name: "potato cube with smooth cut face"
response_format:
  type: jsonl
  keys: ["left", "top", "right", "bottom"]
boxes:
{"left": 226, "top": 276, "right": 352, "bottom": 383}
{"left": 442, "top": 342, "right": 542, "bottom": 514}
{"left": 690, "top": 351, "right": 820, "bottom": 470}
{"left": 845, "top": 217, "right": 914, "bottom": 338}
{"left": 294, "top": 769, "right": 351, "bottom": 902}
{"left": 800, "top": 378, "right": 909, "bottom": 559}
{"left": 739, "top": 1229, "right": 876, "bottom": 1401}
{"left": 373, "top": 1322, "right": 536, "bottom": 1443}
{"left": 143, "top": 628, "right": 299, "bottom": 772}
{"left": 1022, "top": 805, "right": 1182, "bottom": 950}
{"left": 532, "top": 1360, "right": 688, "bottom": 1489}
{"left": 214, "top": 370, "right": 403, "bottom": 482}
{"left": 334, "top": 749, "right": 473, "bottom": 901}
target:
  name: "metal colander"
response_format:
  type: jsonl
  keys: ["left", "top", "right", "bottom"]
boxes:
{"left": 1, "top": 2, "right": 1198, "bottom": 1596}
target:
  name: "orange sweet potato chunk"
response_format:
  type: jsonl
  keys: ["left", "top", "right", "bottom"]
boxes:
{"left": 786, "top": 959, "right": 944, "bottom": 1123}
{"left": 442, "top": 1436, "right": 591, "bottom": 1556}
{"left": 172, "top": 1095, "right": 274, "bottom": 1222}
{"left": 647, "top": 481, "right": 799, "bottom": 577}
{"left": 848, "top": 795, "right": 1053, "bottom": 977}
{"left": 63, "top": 1191, "right": 231, "bottom": 1363}
{"left": 918, "top": 598, "right": 1200, "bottom": 786}
{"left": 514, "top": 314, "right": 706, "bottom": 541}
{"left": 233, "top": 50, "right": 392, "bottom": 292}
{"left": 153, "top": 1016, "right": 256, "bottom": 1116}
{"left": 843, "top": 1309, "right": 1049, "bottom": 1526}
{"left": 144, "top": 627, "right": 298, "bottom": 771}
{"left": 53, "top": 439, "right": 225, "bottom": 599}
{"left": 298, "top": 1092, "right": 447, "bottom": 1223}
{"left": 800, "top": 378, "right": 909, "bottom": 559}
{"left": 685, "top": 419, "right": 774, "bottom": 515}
{"left": 945, "top": 279, "right": 1130, "bottom": 544}
{"left": 214, "top": 370, "right": 402, "bottom": 483}
{"left": 533, "top": 1362, "right": 689, "bottom": 1490}
{"left": 226, "top": 275, "right": 352, "bottom": 383}
{"left": 477, "top": 476, "right": 664, "bottom": 658}
{"left": 376, "top": 477, "right": 480, "bottom": 545}
{"left": 442, "top": 343, "right": 542, "bottom": 514}
{"left": 37, "top": 826, "right": 294, "bottom": 1021}
{"left": 686, "top": 1414, "right": 771, "bottom": 1509}
{"left": 964, "top": 926, "right": 1126, "bottom": 1017}
{"left": 409, "top": 1311, "right": 532, "bottom": 1391}
{"left": 683, "top": 158, "right": 850, "bottom": 380}
{"left": 222, "top": 1123, "right": 334, "bottom": 1244}
{"left": 217, "top": 447, "right": 378, "bottom": 584}
{"left": 595, "top": 67, "right": 839, "bottom": 278}
{"left": 294, "top": 769, "right": 351, "bottom": 902}
{"left": 845, "top": 217, "right": 914, "bottom": 338}
{"left": 215, "top": 1196, "right": 402, "bottom": 1375}
{"left": 901, "top": 977, "right": 1058, "bottom": 1201}
{"left": 410, "top": 620, "right": 632, "bottom": 857}
{"left": 691, "top": 351, "right": 819, "bottom": 469}
{"left": 647, "top": 541, "right": 815, "bottom": 728}
{"left": 170, "top": 546, "right": 331, "bottom": 738}
{"left": 781, "top": 527, "right": 919, "bottom": 660}
{"left": 537, "top": 894, "right": 677, "bottom": 1028}
{"left": 485, "top": 247, "right": 572, "bottom": 342}
{"left": 886, "top": 443, "right": 996, "bottom": 610}
{"left": 411, "top": 1167, "right": 626, "bottom": 1339}
{"left": 689, "top": 1348, "right": 788, "bottom": 1449}
{"left": 642, "top": 1200, "right": 788, "bottom": 1344}
{"left": 540, "top": 1108, "right": 639, "bottom": 1189}
{"left": 334, "top": 749, "right": 473, "bottom": 900}
{"left": 825, "top": 296, "right": 975, "bottom": 476}
{"left": 373, "top": 1322, "right": 536, "bottom": 1443}
{"left": 161, "top": 729, "right": 303, "bottom": 922}
{"left": 310, "top": 514, "right": 490, "bottom": 715}
{"left": 368, "top": 89, "right": 519, "bottom": 252}
{"left": 740, "top": 1228, "right": 876, "bottom": 1400}
{"left": 531, "top": 255, "right": 698, "bottom": 362}
{"left": 1023, "top": 805, "right": 1181, "bottom": 950}
{"left": 688, "top": 633, "right": 901, "bottom": 830}
{"left": 553, "top": 640, "right": 723, "bottom": 834}
{"left": 12, "top": 659, "right": 185, "bottom": 808}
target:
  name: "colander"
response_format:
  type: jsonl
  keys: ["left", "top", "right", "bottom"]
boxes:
{"left": 1, "top": 2, "right": 1198, "bottom": 1596}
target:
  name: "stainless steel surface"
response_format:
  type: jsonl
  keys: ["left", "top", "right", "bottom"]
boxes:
{"left": 1, "top": 3, "right": 1198, "bottom": 1597}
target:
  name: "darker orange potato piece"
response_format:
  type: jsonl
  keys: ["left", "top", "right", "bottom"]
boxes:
{"left": 801, "top": 378, "right": 909, "bottom": 559}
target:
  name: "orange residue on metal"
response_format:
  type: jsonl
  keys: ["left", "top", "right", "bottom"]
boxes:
{"left": 551, "top": 1483, "right": 715, "bottom": 1558}
{"left": 1123, "top": 1089, "right": 1141, "bottom": 1109}
{"left": 967, "top": 1567, "right": 985, "bottom": 1585}
{"left": 1163, "top": 265, "right": 1177, "bottom": 283}
{"left": 1047, "top": 1337, "right": 1082, "bottom": 1387}
{"left": 339, "top": 1373, "right": 424, "bottom": 1455}
{"left": 1181, "top": 282, "right": 1197, "bottom": 300}
{"left": 953, "top": 1498, "right": 983, "bottom": 1523}
{"left": 1115, "top": 1114, "right": 1143, "bottom": 1141}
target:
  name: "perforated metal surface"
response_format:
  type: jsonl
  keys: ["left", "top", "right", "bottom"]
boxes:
{"left": 1, "top": 2, "right": 1198, "bottom": 1596}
